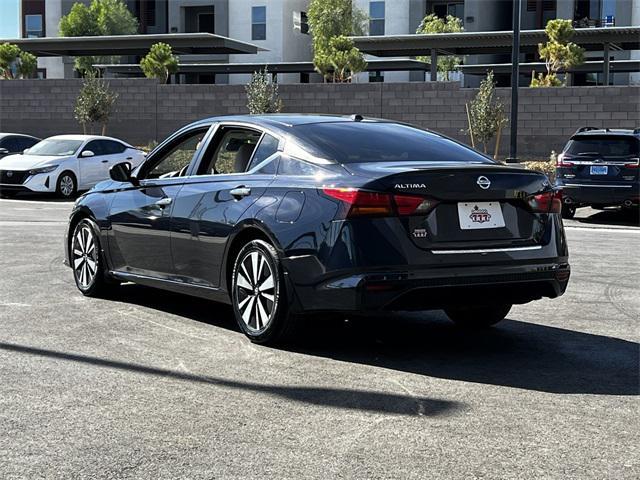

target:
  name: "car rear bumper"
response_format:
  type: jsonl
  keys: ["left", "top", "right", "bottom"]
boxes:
{"left": 283, "top": 259, "right": 570, "bottom": 313}
{"left": 560, "top": 182, "right": 639, "bottom": 206}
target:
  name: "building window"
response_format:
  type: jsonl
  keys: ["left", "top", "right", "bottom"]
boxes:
{"left": 25, "top": 14, "right": 43, "bottom": 38}
{"left": 252, "top": 6, "right": 266, "bottom": 40}
{"left": 369, "top": 71, "right": 384, "bottom": 83}
{"left": 432, "top": 2, "right": 464, "bottom": 22}
{"left": 369, "top": 2, "right": 385, "bottom": 36}
{"left": 198, "top": 12, "right": 215, "bottom": 33}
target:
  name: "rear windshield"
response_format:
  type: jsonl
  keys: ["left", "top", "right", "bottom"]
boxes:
{"left": 566, "top": 136, "right": 639, "bottom": 157}
{"left": 292, "top": 122, "right": 493, "bottom": 164}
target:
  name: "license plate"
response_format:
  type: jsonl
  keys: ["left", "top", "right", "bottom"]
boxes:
{"left": 590, "top": 165, "right": 608, "bottom": 175}
{"left": 458, "top": 202, "right": 505, "bottom": 230}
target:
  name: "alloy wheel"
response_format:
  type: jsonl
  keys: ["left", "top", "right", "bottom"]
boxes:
{"left": 72, "top": 224, "right": 98, "bottom": 290}
{"left": 234, "top": 250, "right": 277, "bottom": 332}
{"left": 60, "top": 175, "right": 75, "bottom": 197}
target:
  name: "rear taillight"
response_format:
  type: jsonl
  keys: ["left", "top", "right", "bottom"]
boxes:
{"left": 393, "top": 194, "right": 439, "bottom": 216}
{"left": 322, "top": 188, "right": 439, "bottom": 217}
{"left": 322, "top": 188, "right": 393, "bottom": 216}
{"left": 527, "top": 190, "right": 562, "bottom": 214}
{"left": 556, "top": 153, "right": 574, "bottom": 167}
{"left": 624, "top": 158, "right": 640, "bottom": 168}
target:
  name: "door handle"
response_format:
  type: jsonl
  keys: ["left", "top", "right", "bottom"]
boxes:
{"left": 155, "top": 197, "right": 173, "bottom": 207}
{"left": 230, "top": 186, "right": 251, "bottom": 198}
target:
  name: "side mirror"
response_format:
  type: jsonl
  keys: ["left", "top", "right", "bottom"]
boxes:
{"left": 22, "top": 148, "right": 29, "bottom": 154}
{"left": 110, "top": 161, "right": 138, "bottom": 184}
{"left": 80, "top": 150, "right": 95, "bottom": 158}
{"left": 0, "top": 148, "right": 8, "bottom": 155}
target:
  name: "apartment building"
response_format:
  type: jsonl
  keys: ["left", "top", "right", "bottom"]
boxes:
{"left": 13, "top": 0, "right": 640, "bottom": 84}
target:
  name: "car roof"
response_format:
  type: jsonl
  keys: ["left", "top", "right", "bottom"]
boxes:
{"left": 185, "top": 114, "right": 419, "bottom": 140}
{"left": 572, "top": 128, "right": 639, "bottom": 138}
{"left": 43, "top": 134, "right": 133, "bottom": 146}
{"left": 0, "top": 133, "right": 40, "bottom": 139}
{"left": 193, "top": 113, "right": 393, "bottom": 129}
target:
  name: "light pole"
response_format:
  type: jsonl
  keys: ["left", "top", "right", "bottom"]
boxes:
{"left": 507, "top": 0, "right": 521, "bottom": 163}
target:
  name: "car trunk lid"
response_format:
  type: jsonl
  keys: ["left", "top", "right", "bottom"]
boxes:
{"left": 346, "top": 161, "right": 554, "bottom": 250}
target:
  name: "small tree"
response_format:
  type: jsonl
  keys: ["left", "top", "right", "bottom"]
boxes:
{"left": 245, "top": 68, "right": 283, "bottom": 114}
{"left": 140, "top": 43, "right": 178, "bottom": 84}
{"left": 308, "top": 0, "right": 368, "bottom": 82}
{"left": 0, "top": 43, "right": 37, "bottom": 79}
{"left": 59, "top": 0, "right": 138, "bottom": 75}
{"left": 416, "top": 14, "right": 463, "bottom": 81}
{"left": 531, "top": 19, "right": 584, "bottom": 87}
{"left": 315, "top": 36, "right": 367, "bottom": 83}
{"left": 467, "top": 71, "right": 507, "bottom": 156}
{"left": 74, "top": 72, "right": 119, "bottom": 135}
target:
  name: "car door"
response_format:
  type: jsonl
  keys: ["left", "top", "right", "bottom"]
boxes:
{"left": 78, "top": 140, "right": 108, "bottom": 188}
{"left": 170, "top": 125, "right": 281, "bottom": 288}
{"left": 107, "top": 125, "right": 214, "bottom": 279}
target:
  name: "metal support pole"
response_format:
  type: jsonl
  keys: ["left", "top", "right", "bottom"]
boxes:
{"left": 603, "top": 42, "right": 610, "bottom": 86}
{"left": 430, "top": 50, "right": 438, "bottom": 82}
{"left": 507, "top": 0, "right": 521, "bottom": 164}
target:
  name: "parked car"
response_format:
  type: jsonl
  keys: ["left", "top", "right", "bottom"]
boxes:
{"left": 556, "top": 127, "right": 640, "bottom": 218}
{"left": 0, "top": 133, "right": 40, "bottom": 159}
{"left": 0, "top": 135, "right": 146, "bottom": 199}
{"left": 64, "top": 115, "right": 570, "bottom": 345}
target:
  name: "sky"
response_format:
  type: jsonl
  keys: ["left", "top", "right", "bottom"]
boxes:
{"left": 0, "top": 0, "right": 20, "bottom": 39}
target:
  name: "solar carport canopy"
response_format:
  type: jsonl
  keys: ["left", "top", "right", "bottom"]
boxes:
{"left": 4, "top": 33, "right": 266, "bottom": 57}
{"left": 351, "top": 26, "right": 640, "bottom": 56}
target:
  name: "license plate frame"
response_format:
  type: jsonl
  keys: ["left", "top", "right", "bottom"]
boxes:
{"left": 457, "top": 202, "right": 505, "bottom": 230}
{"left": 590, "top": 165, "right": 608, "bottom": 175}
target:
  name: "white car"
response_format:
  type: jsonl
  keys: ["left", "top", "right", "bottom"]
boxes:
{"left": 0, "top": 135, "right": 146, "bottom": 198}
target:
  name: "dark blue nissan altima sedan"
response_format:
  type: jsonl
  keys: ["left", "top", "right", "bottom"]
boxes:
{"left": 64, "top": 114, "right": 570, "bottom": 344}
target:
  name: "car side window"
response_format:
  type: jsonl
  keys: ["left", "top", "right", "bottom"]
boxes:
{"left": 82, "top": 140, "right": 105, "bottom": 157}
{"left": 247, "top": 133, "right": 280, "bottom": 171}
{"left": 16, "top": 137, "right": 38, "bottom": 151}
{"left": 197, "top": 127, "right": 262, "bottom": 175}
{"left": 1, "top": 137, "right": 19, "bottom": 152}
{"left": 278, "top": 157, "right": 321, "bottom": 176}
{"left": 143, "top": 129, "right": 208, "bottom": 180}
{"left": 104, "top": 140, "right": 126, "bottom": 155}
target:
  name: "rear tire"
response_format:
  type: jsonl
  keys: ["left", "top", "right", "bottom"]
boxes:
{"left": 231, "top": 239, "right": 298, "bottom": 345}
{"left": 57, "top": 171, "right": 77, "bottom": 199}
{"left": 71, "top": 218, "right": 119, "bottom": 297}
{"left": 445, "top": 304, "right": 512, "bottom": 328}
{"left": 561, "top": 204, "right": 576, "bottom": 219}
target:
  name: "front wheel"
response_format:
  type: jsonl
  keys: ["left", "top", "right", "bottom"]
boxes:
{"left": 71, "top": 218, "right": 119, "bottom": 297}
{"left": 231, "top": 239, "right": 298, "bottom": 345}
{"left": 57, "top": 171, "right": 77, "bottom": 199}
{"left": 561, "top": 204, "right": 576, "bottom": 219}
{"left": 444, "top": 304, "right": 512, "bottom": 328}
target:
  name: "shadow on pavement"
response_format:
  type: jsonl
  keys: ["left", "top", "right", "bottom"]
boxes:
{"left": 112, "top": 284, "right": 639, "bottom": 397}
{"left": 0, "top": 341, "right": 459, "bottom": 417}
{"left": 570, "top": 207, "right": 640, "bottom": 227}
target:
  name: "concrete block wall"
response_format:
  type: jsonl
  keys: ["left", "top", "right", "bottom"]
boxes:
{"left": 0, "top": 79, "right": 638, "bottom": 158}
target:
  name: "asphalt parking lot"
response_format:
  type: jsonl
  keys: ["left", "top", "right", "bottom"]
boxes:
{"left": 0, "top": 197, "right": 638, "bottom": 479}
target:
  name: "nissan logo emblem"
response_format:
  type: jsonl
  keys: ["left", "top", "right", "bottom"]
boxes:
{"left": 6, "top": 171, "right": 13, "bottom": 178}
{"left": 477, "top": 176, "right": 491, "bottom": 189}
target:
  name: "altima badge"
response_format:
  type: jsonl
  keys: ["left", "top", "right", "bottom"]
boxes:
{"left": 395, "top": 183, "right": 426, "bottom": 189}
{"left": 476, "top": 176, "right": 491, "bottom": 189}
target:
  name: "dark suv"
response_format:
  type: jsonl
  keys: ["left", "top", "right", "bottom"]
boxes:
{"left": 556, "top": 128, "right": 640, "bottom": 218}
